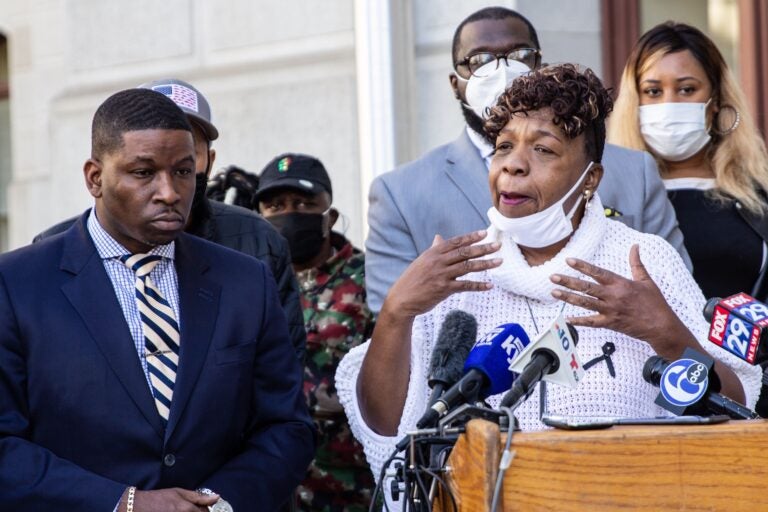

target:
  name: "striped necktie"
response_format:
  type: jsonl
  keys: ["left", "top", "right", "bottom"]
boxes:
{"left": 121, "top": 253, "right": 180, "bottom": 423}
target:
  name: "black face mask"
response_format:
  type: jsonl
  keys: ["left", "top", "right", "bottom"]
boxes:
{"left": 192, "top": 173, "right": 208, "bottom": 211}
{"left": 267, "top": 212, "right": 327, "bottom": 265}
{"left": 186, "top": 173, "right": 213, "bottom": 236}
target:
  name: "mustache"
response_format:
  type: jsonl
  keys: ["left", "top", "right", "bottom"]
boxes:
{"left": 152, "top": 208, "right": 185, "bottom": 221}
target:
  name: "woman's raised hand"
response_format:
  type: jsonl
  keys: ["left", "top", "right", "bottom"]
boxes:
{"left": 383, "top": 230, "right": 502, "bottom": 319}
{"left": 549, "top": 244, "right": 691, "bottom": 355}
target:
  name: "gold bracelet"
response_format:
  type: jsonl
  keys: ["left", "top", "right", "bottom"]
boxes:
{"left": 126, "top": 486, "right": 136, "bottom": 512}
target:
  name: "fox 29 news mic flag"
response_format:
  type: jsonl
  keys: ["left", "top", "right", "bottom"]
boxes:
{"left": 642, "top": 347, "right": 757, "bottom": 419}
{"left": 703, "top": 293, "right": 768, "bottom": 418}
{"left": 416, "top": 322, "right": 532, "bottom": 429}
{"left": 500, "top": 315, "right": 584, "bottom": 408}
{"left": 704, "top": 292, "right": 768, "bottom": 365}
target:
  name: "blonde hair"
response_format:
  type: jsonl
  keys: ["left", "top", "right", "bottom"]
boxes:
{"left": 608, "top": 22, "right": 768, "bottom": 214}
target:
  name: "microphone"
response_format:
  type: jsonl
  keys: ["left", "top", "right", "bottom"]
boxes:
{"left": 642, "top": 347, "right": 757, "bottom": 420}
{"left": 425, "top": 311, "right": 477, "bottom": 409}
{"left": 756, "top": 367, "right": 768, "bottom": 418}
{"left": 415, "top": 322, "right": 532, "bottom": 428}
{"left": 703, "top": 293, "right": 768, "bottom": 418}
{"left": 703, "top": 293, "right": 768, "bottom": 365}
{"left": 500, "top": 317, "right": 583, "bottom": 408}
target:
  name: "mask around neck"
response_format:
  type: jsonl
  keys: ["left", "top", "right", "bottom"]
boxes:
{"left": 461, "top": 60, "right": 530, "bottom": 119}
{"left": 487, "top": 161, "right": 594, "bottom": 248}
{"left": 639, "top": 101, "right": 712, "bottom": 162}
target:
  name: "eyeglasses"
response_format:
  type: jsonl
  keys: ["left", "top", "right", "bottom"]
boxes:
{"left": 455, "top": 48, "right": 541, "bottom": 79}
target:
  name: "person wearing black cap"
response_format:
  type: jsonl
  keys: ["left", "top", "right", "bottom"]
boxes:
{"left": 34, "top": 79, "right": 308, "bottom": 364}
{"left": 257, "top": 153, "right": 376, "bottom": 511}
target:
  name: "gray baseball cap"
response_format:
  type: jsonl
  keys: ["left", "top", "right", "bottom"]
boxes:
{"left": 138, "top": 78, "right": 219, "bottom": 141}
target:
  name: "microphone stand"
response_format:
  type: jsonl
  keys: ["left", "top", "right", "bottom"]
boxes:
{"left": 491, "top": 380, "right": 549, "bottom": 511}
{"left": 397, "top": 404, "right": 513, "bottom": 511}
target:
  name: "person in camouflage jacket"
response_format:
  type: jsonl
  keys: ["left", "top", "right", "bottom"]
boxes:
{"left": 257, "top": 153, "right": 376, "bottom": 512}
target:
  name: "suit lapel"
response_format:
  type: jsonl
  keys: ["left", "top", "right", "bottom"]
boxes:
{"left": 444, "top": 131, "right": 492, "bottom": 225}
{"left": 164, "top": 234, "right": 221, "bottom": 441}
{"left": 60, "top": 215, "right": 165, "bottom": 438}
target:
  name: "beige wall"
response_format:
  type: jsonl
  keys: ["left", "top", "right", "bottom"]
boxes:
{"left": 0, "top": 0, "right": 360, "bottom": 249}
{"left": 0, "top": 0, "right": 604, "bottom": 251}
{"left": 410, "top": 0, "right": 603, "bottom": 159}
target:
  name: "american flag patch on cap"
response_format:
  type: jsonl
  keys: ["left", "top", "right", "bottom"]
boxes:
{"left": 152, "top": 84, "right": 199, "bottom": 113}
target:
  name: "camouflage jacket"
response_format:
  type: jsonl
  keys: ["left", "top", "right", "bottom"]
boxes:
{"left": 296, "top": 233, "right": 376, "bottom": 510}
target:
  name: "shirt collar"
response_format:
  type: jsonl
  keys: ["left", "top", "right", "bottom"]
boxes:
{"left": 465, "top": 126, "right": 495, "bottom": 169}
{"left": 662, "top": 177, "right": 716, "bottom": 191}
{"left": 87, "top": 208, "right": 176, "bottom": 260}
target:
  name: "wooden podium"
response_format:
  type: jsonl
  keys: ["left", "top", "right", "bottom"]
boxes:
{"left": 437, "top": 418, "right": 768, "bottom": 511}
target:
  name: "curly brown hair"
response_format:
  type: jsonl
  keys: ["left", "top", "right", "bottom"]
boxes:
{"left": 484, "top": 64, "right": 614, "bottom": 162}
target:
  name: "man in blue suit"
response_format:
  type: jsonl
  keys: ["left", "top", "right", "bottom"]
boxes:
{"left": 0, "top": 89, "right": 314, "bottom": 510}
{"left": 365, "top": 7, "right": 692, "bottom": 312}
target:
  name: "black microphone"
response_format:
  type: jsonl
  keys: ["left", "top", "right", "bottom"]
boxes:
{"left": 395, "top": 312, "right": 478, "bottom": 452}
{"left": 756, "top": 367, "right": 768, "bottom": 418}
{"left": 702, "top": 293, "right": 768, "bottom": 417}
{"left": 642, "top": 348, "right": 757, "bottom": 420}
{"left": 415, "top": 322, "right": 533, "bottom": 428}
{"left": 425, "top": 310, "right": 477, "bottom": 409}
{"left": 499, "top": 323, "right": 580, "bottom": 409}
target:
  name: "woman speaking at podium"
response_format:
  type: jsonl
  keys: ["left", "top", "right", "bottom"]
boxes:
{"left": 336, "top": 64, "right": 760, "bottom": 481}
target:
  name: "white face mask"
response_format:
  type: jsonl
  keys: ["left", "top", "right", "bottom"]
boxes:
{"left": 487, "top": 162, "right": 594, "bottom": 248}
{"left": 639, "top": 101, "right": 712, "bottom": 162}
{"left": 461, "top": 59, "right": 531, "bottom": 119}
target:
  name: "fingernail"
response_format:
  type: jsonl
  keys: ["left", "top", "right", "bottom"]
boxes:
{"left": 491, "top": 242, "right": 501, "bottom": 250}
{"left": 550, "top": 275, "right": 561, "bottom": 283}
{"left": 552, "top": 289, "right": 562, "bottom": 298}
{"left": 477, "top": 229, "right": 487, "bottom": 237}
{"left": 492, "top": 258, "right": 503, "bottom": 265}
{"left": 565, "top": 258, "right": 576, "bottom": 265}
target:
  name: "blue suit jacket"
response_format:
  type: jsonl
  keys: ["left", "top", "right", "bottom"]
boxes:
{"left": 0, "top": 212, "right": 315, "bottom": 511}
{"left": 365, "top": 131, "right": 692, "bottom": 311}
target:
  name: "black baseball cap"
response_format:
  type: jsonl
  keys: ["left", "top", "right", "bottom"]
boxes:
{"left": 137, "top": 78, "right": 219, "bottom": 141}
{"left": 256, "top": 153, "right": 332, "bottom": 202}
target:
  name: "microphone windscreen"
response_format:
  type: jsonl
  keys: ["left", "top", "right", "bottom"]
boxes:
{"left": 464, "top": 323, "right": 531, "bottom": 396}
{"left": 702, "top": 297, "right": 721, "bottom": 323}
{"left": 567, "top": 323, "right": 579, "bottom": 346}
{"left": 756, "top": 368, "right": 768, "bottom": 418}
{"left": 642, "top": 355, "right": 667, "bottom": 386}
{"left": 428, "top": 310, "right": 478, "bottom": 386}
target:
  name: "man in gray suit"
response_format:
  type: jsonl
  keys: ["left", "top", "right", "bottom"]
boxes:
{"left": 365, "top": 6, "right": 691, "bottom": 312}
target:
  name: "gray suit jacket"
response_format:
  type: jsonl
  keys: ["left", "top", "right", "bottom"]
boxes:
{"left": 365, "top": 130, "right": 691, "bottom": 311}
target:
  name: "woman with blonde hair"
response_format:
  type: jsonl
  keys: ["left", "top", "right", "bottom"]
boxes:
{"left": 609, "top": 21, "right": 768, "bottom": 300}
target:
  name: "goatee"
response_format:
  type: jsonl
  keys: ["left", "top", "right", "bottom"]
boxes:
{"left": 460, "top": 103, "right": 493, "bottom": 144}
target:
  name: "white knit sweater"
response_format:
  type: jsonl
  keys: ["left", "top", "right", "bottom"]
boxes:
{"left": 336, "top": 195, "right": 762, "bottom": 481}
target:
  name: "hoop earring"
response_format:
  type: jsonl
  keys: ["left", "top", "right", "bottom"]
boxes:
{"left": 713, "top": 105, "right": 741, "bottom": 136}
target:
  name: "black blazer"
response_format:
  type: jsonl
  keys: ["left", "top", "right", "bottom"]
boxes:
{"left": 736, "top": 200, "right": 768, "bottom": 301}
{"left": 0, "top": 212, "right": 315, "bottom": 510}
{"left": 34, "top": 199, "right": 308, "bottom": 363}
